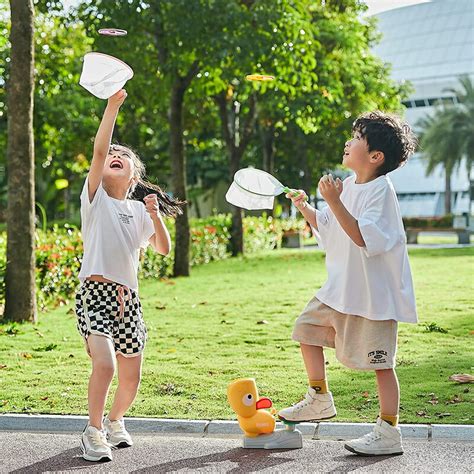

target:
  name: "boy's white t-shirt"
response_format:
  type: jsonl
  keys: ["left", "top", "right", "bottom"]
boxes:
{"left": 313, "top": 174, "right": 417, "bottom": 323}
{"left": 78, "top": 178, "right": 156, "bottom": 291}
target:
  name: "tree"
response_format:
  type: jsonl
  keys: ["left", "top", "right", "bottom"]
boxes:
{"left": 417, "top": 76, "right": 474, "bottom": 214}
{"left": 5, "top": 0, "right": 36, "bottom": 322}
{"left": 76, "top": 0, "right": 242, "bottom": 276}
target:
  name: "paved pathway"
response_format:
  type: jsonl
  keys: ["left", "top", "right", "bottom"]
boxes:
{"left": 1, "top": 432, "right": 473, "bottom": 473}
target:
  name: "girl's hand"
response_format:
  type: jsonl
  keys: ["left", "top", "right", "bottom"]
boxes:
{"left": 285, "top": 189, "right": 308, "bottom": 211}
{"left": 144, "top": 194, "right": 160, "bottom": 217}
{"left": 318, "top": 174, "right": 343, "bottom": 205}
{"left": 107, "top": 89, "right": 127, "bottom": 109}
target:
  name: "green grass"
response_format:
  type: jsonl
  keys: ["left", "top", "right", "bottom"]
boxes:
{"left": 1, "top": 248, "right": 473, "bottom": 424}
{"left": 304, "top": 233, "right": 474, "bottom": 246}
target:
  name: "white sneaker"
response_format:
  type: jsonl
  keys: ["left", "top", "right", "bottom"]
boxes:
{"left": 278, "top": 388, "right": 337, "bottom": 422}
{"left": 344, "top": 418, "right": 404, "bottom": 456}
{"left": 104, "top": 416, "right": 133, "bottom": 448}
{"left": 81, "top": 425, "right": 112, "bottom": 462}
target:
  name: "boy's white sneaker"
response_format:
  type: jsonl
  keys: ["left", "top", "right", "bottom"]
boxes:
{"left": 104, "top": 416, "right": 133, "bottom": 448}
{"left": 344, "top": 418, "right": 404, "bottom": 456}
{"left": 81, "top": 425, "right": 112, "bottom": 462}
{"left": 278, "top": 388, "right": 337, "bottom": 422}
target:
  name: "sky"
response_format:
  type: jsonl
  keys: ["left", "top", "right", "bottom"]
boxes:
{"left": 362, "top": 0, "right": 432, "bottom": 16}
{"left": 61, "top": 0, "right": 433, "bottom": 16}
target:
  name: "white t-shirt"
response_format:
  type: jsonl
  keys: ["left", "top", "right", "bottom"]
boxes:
{"left": 313, "top": 174, "right": 417, "bottom": 323}
{"left": 78, "top": 178, "right": 155, "bottom": 291}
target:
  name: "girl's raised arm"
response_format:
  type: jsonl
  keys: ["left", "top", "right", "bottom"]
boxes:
{"left": 87, "top": 89, "right": 127, "bottom": 202}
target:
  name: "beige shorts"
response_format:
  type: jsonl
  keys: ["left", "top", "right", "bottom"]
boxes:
{"left": 292, "top": 297, "right": 398, "bottom": 370}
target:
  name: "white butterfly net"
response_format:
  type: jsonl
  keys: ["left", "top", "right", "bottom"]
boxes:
{"left": 225, "top": 168, "right": 286, "bottom": 210}
{"left": 79, "top": 52, "right": 134, "bottom": 99}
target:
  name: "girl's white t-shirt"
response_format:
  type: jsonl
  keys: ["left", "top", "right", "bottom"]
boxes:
{"left": 78, "top": 178, "right": 155, "bottom": 291}
{"left": 313, "top": 174, "right": 417, "bottom": 323}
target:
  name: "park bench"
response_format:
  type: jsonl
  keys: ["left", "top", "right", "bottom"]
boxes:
{"left": 405, "top": 227, "right": 472, "bottom": 244}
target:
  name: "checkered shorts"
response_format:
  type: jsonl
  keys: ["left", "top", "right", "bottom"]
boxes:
{"left": 75, "top": 280, "right": 147, "bottom": 357}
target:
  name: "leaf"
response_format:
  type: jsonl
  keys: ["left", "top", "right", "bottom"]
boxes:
{"left": 449, "top": 374, "right": 474, "bottom": 384}
{"left": 362, "top": 391, "right": 369, "bottom": 398}
{"left": 155, "top": 304, "right": 167, "bottom": 310}
{"left": 54, "top": 178, "right": 69, "bottom": 190}
{"left": 20, "top": 352, "right": 33, "bottom": 359}
{"left": 0, "top": 364, "right": 6, "bottom": 369}
{"left": 446, "top": 394, "right": 462, "bottom": 404}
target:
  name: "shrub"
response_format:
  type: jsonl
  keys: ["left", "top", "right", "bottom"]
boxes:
{"left": 403, "top": 215, "right": 453, "bottom": 229}
{"left": 0, "top": 215, "right": 306, "bottom": 312}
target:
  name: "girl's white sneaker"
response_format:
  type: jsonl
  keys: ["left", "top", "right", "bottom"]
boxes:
{"left": 81, "top": 425, "right": 112, "bottom": 462}
{"left": 344, "top": 418, "right": 404, "bottom": 456}
{"left": 104, "top": 416, "right": 133, "bottom": 448}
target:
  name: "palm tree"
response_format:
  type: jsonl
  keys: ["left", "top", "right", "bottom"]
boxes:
{"left": 417, "top": 75, "right": 474, "bottom": 214}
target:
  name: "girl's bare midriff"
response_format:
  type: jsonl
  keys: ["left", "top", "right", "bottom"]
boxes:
{"left": 86, "top": 275, "right": 116, "bottom": 283}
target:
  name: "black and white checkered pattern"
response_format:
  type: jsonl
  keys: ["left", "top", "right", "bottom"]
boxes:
{"left": 75, "top": 281, "right": 147, "bottom": 356}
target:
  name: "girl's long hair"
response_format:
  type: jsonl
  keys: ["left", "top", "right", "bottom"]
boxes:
{"left": 110, "top": 144, "right": 185, "bottom": 218}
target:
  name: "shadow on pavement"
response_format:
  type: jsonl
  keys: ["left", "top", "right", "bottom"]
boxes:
{"left": 325, "top": 453, "right": 401, "bottom": 473}
{"left": 9, "top": 447, "right": 107, "bottom": 473}
{"left": 131, "top": 446, "right": 295, "bottom": 473}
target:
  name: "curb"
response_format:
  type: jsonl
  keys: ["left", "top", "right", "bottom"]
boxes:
{"left": 1, "top": 414, "right": 473, "bottom": 441}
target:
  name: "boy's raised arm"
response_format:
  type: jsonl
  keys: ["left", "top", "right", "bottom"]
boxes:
{"left": 87, "top": 89, "right": 127, "bottom": 202}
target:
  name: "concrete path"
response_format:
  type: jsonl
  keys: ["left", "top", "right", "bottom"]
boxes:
{"left": 1, "top": 431, "right": 473, "bottom": 473}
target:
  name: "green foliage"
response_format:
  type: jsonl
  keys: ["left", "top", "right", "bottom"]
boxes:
{"left": 424, "top": 322, "right": 448, "bottom": 334}
{"left": 0, "top": 0, "right": 411, "bottom": 227}
{"left": 0, "top": 216, "right": 306, "bottom": 311}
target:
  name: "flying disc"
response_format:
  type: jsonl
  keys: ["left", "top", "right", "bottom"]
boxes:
{"left": 98, "top": 28, "right": 127, "bottom": 36}
{"left": 245, "top": 74, "right": 275, "bottom": 82}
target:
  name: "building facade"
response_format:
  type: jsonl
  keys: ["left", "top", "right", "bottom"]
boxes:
{"left": 372, "top": 0, "right": 473, "bottom": 216}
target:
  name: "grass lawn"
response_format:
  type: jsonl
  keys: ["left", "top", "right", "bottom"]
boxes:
{"left": 1, "top": 247, "right": 473, "bottom": 424}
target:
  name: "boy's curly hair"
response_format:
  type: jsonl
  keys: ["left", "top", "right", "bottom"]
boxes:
{"left": 352, "top": 111, "right": 418, "bottom": 175}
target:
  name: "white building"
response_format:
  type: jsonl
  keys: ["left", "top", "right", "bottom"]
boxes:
{"left": 372, "top": 0, "right": 473, "bottom": 216}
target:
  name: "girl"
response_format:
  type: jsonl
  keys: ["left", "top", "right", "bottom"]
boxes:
{"left": 76, "top": 89, "right": 184, "bottom": 462}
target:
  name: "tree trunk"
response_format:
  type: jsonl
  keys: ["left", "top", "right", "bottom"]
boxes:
{"left": 261, "top": 123, "right": 275, "bottom": 176}
{"left": 216, "top": 92, "right": 256, "bottom": 256}
{"left": 230, "top": 149, "right": 244, "bottom": 255}
{"left": 170, "top": 81, "right": 190, "bottom": 277}
{"left": 5, "top": 0, "right": 37, "bottom": 322}
{"left": 445, "top": 168, "right": 452, "bottom": 214}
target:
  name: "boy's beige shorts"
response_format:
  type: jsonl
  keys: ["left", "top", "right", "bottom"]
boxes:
{"left": 292, "top": 297, "right": 398, "bottom": 370}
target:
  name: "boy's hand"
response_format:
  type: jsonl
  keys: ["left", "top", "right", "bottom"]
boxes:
{"left": 107, "top": 89, "right": 127, "bottom": 109}
{"left": 285, "top": 189, "right": 308, "bottom": 210}
{"left": 144, "top": 194, "right": 160, "bottom": 217}
{"left": 318, "top": 174, "right": 343, "bottom": 205}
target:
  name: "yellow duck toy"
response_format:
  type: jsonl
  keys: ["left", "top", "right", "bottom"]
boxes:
{"left": 227, "top": 378, "right": 276, "bottom": 438}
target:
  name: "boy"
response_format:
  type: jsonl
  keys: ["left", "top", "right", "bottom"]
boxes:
{"left": 279, "top": 111, "right": 418, "bottom": 455}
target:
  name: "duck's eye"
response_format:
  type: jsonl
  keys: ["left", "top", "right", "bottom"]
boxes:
{"left": 242, "top": 393, "right": 254, "bottom": 406}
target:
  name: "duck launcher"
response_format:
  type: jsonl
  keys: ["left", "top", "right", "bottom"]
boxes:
{"left": 227, "top": 378, "right": 303, "bottom": 449}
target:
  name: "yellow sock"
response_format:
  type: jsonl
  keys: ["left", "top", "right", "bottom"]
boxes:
{"left": 380, "top": 413, "right": 399, "bottom": 426}
{"left": 309, "top": 379, "right": 328, "bottom": 394}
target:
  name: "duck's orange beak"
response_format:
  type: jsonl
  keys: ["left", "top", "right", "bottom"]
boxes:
{"left": 255, "top": 397, "right": 272, "bottom": 410}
